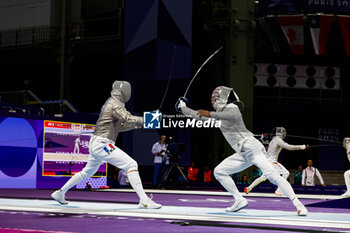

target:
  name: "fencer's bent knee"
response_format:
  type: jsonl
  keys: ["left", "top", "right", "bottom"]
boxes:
{"left": 214, "top": 166, "right": 225, "bottom": 180}
{"left": 345, "top": 170, "right": 350, "bottom": 177}
{"left": 263, "top": 170, "right": 281, "bottom": 184}
{"left": 126, "top": 159, "right": 138, "bottom": 172}
{"left": 80, "top": 167, "right": 98, "bottom": 180}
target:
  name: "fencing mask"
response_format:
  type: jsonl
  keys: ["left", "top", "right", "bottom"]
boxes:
{"left": 111, "top": 81, "right": 131, "bottom": 103}
{"left": 211, "top": 86, "right": 239, "bottom": 111}
{"left": 274, "top": 127, "right": 287, "bottom": 139}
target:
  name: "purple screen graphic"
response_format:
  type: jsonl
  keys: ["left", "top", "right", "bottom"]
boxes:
{"left": 43, "top": 121, "right": 106, "bottom": 177}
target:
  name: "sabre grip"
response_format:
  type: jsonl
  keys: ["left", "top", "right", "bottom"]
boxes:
{"left": 179, "top": 97, "right": 189, "bottom": 104}
{"left": 175, "top": 97, "right": 189, "bottom": 112}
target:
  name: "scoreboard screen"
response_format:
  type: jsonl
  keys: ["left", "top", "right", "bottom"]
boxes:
{"left": 43, "top": 120, "right": 106, "bottom": 177}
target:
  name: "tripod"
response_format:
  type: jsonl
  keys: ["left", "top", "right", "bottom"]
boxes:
{"left": 157, "top": 160, "right": 188, "bottom": 189}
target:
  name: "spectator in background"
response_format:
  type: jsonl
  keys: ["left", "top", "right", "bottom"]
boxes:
{"left": 107, "top": 167, "right": 120, "bottom": 188}
{"left": 204, "top": 165, "right": 212, "bottom": 182}
{"left": 240, "top": 174, "right": 250, "bottom": 185}
{"left": 230, "top": 173, "right": 240, "bottom": 183}
{"left": 151, "top": 135, "right": 168, "bottom": 187}
{"left": 294, "top": 165, "right": 303, "bottom": 185}
{"left": 188, "top": 162, "right": 199, "bottom": 182}
{"left": 118, "top": 169, "right": 130, "bottom": 188}
{"left": 302, "top": 160, "right": 326, "bottom": 187}
{"left": 251, "top": 165, "right": 262, "bottom": 182}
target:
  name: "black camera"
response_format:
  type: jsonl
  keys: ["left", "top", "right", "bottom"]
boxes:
{"left": 166, "top": 137, "right": 186, "bottom": 163}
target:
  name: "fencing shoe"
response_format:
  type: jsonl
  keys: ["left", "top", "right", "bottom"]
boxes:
{"left": 274, "top": 189, "right": 283, "bottom": 196}
{"left": 51, "top": 190, "right": 68, "bottom": 205}
{"left": 225, "top": 198, "right": 248, "bottom": 212}
{"left": 293, "top": 198, "right": 308, "bottom": 216}
{"left": 296, "top": 205, "right": 308, "bottom": 216}
{"left": 139, "top": 196, "right": 162, "bottom": 209}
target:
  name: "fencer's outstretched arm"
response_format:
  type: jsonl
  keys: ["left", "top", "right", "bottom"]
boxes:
{"left": 182, "top": 106, "right": 210, "bottom": 121}
{"left": 118, "top": 121, "right": 141, "bottom": 132}
{"left": 210, "top": 104, "right": 240, "bottom": 121}
{"left": 183, "top": 104, "right": 240, "bottom": 122}
{"left": 112, "top": 102, "right": 143, "bottom": 129}
{"left": 275, "top": 137, "right": 306, "bottom": 151}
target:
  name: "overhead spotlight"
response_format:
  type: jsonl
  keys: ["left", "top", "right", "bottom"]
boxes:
{"left": 306, "top": 77, "right": 316, "bottom": 88}
{"left": 286, "top": 65, "right": 296, "bottom": 76}
{"left": 267, "top": 75, "right": 277, "bottom": 87}
{"left": 325, "top": 78, "right": 335, "bottom": 89}
{"left": 325, "top": 67, "right": 335, "bottom": 78}
{"left": 286, "top": 76, "right": 296, "bottom": 87}
{"left": 306, "top": 66, "right": 316, "bottom": 77}
{"left": 267, "top": 64, "right": 277, "bottom": 75}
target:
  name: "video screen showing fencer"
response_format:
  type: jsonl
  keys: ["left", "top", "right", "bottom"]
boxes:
{"left": 42, "top": 120, "right": 106, "bottom": 177}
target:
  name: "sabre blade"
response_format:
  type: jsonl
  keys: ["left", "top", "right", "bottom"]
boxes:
{"left": 308, "top": 144, "right": 342, "bottom": 148}
{"left": 158, "top": 46, "right": 177, "bottom": 111}
{"left": 183, "top": 46, "right": 223, "bottom": 98}
{"left": 254, "top": 133, "right": 342, "bottom": 145}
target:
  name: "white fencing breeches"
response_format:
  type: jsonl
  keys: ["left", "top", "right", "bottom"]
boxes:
{"left": 248, "top": 161, "right": 290, "bottom": 191}
{"left": 60, "top": 136, "right": 146, "bottom": 200}
{"left": 272, "top": 161, "right": 290, "bottom": 179}
{"left": 345, "top": 170, "right": 350, "bottom": 192}
{"left": 214, "top": 137, "right": 296, "bottom": 201}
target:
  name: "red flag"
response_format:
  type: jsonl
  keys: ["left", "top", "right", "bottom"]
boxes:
{"left": 278, "top": 15, "right": 304, "bottom": 55}
{"left": 307, "top": 14, "right": 334, "bottom": 55}
{"left": 338, "top": 15, "right": 350, "bottom": 57}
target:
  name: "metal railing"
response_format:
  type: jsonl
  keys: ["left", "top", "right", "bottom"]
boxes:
{"left": 0, "top": 25, "right": 60, "bottom": 47}
{"left": 0, "top": 13, "right": 124, "bottom": 48}
{"left": 0, "top": 90, "right": 78, "bottom": 116}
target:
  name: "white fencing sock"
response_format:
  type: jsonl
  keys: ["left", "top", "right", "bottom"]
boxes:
{"left": 217, "top": 175, "right": 244, "bottom": 201}
{"left": 128, "top": 170, "right": 149, "bottom": 202}
{"left": 275, "top": 178, "right": 296, "bottom": 200}
{"left": 248, "top": 175, "right": 267, "bottom": 191}
{"left": 275, "top": 173, "right": 290, "bottom": 194}
{"left": 60, "top": 172, "right": 85, "bottom": 194}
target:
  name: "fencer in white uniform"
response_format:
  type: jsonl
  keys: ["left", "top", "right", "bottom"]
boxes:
{"left": 176, "top": 86, "right": 308, "bottom": 215}
{"left": 51, "top": 81, "right": 162, "bottom": 209}
{"left": 244, "top": 127, "right": 307, "bottom": 195}
{"left": 342, "top": 137, "right": 350, "bottom": 198}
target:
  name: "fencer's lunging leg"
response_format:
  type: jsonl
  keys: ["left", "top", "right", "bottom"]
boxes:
{"left": 214, "top": 154, "right": 251, "bottom": 201}
{"left": 102, "top": 146, "right": 161, "bottom": 208}
{"left": 51, "top": 155, "right": 102, "bottom": 204}
{"left": 245, "top": 175, "right": 267, "bottom": 193}
{"left": 256, "top": 160, "right": 295, "bottom": 200}
{"left": 127, "top": 167, "right": 149, "bottom": 202}
{"left": 103, "top": 147, "right": 149, "bottom": 202}
{"left": 215, "top": 170, "right": 243, "bottom": 200}
{"left": 253, "top": 155, "right": 307, "bottom": 215}
{"left": 275, "top": 170, "right": 290, "bottom": 195}
{"left": 61, "top": 155, "right": 102, "bottom": 194}
{"left": 214, "top": 154, "right": 252, "bottom": 212}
